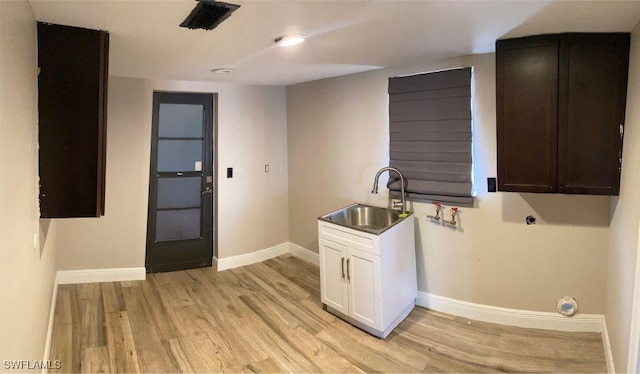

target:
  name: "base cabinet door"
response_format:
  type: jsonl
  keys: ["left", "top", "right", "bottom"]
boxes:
{"left": 347, "top": 248, "right": 379, "bottom": 327}
{"left": 319, "top": 239, "right": 348, "bottom": 315}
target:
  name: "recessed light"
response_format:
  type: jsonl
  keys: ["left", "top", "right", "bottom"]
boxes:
{"left": 211, "top": 68, "right": 234, "bottom": 74}
{"left": 274, "top": 35, "right": 305, "bottom": 47}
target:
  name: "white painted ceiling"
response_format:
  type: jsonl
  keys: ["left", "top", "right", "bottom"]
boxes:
{"left": 30, "top": 0, "right": 640, "bottom": 86}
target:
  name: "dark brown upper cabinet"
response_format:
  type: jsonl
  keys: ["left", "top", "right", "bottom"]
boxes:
{"left": 38, "top": 23, "right": 109, "bottom": 218}
{"left": 496, "top": 33, "right": 629, "bottom": 195}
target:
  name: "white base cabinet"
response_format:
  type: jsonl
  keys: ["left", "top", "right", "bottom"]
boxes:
{"left": 318, "top": 214, "right": 417, "bottom": 338}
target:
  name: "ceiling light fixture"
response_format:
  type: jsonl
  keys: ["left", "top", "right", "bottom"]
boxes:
{"left": 274, "top": 35, "right": 305, "bottom": 47}
{"left": 211, "top": 68, "right": 234, "bottom": 73}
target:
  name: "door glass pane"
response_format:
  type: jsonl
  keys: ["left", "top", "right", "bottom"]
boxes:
{"left": 157, "top": 177, "right": 201, "bottom": 209}
{"left": 157, "top": 140, "right": 202, "bottom": 172}
{"left": 156, "top": 208, "right": 201, "bottom": 242}
{"left": 158, "top": 104, "right": 203, "bottom": 138}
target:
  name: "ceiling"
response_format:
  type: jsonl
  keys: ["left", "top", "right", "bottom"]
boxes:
{"left": 30, "top": 0, "right": 640, "bottom": 86}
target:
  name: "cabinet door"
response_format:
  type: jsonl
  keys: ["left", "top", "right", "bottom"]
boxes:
{"left": 347, "top": 248, "right": 380, "bottom": 327}
{"left": 558, "top": 34, "right": 629, "bottom": 195}
{"left": 319, "top": 239, "right": 348, "bottom": 315}
{"left": 38, "top": 23, "right": 109, "bottom": 217}
{"left": 497, "top": 36, "right": 559, "bottom": 192}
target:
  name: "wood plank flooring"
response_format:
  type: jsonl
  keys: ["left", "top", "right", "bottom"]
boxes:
{"left": 50, "top": 254, "right": 607, "bottom": 373}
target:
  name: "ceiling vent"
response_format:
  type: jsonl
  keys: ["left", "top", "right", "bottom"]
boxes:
{"left": 180, "top": 0, "right": 240, "bottom": 31}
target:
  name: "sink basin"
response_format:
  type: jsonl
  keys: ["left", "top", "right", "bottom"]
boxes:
{"left": 318, "top": 203, "right": 409, "bottom": 235}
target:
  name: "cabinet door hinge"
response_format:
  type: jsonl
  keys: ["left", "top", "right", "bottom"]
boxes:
{"left": 620, "top": 123, "right": 624, "bottom": 139}
{"left": 619, "top": 157, "right": 623, "bottom": 173}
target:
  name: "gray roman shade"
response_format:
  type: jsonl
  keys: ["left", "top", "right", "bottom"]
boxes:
{"left": 388, "top": 67, "right": 474, "bottom": 206}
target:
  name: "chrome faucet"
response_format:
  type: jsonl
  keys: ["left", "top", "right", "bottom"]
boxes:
{"left": 371, "top": 167, "right": 407, "bottom": 214}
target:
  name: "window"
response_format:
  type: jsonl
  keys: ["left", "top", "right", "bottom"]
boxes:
{"left": 387, "top": 67, "right": 474, "bottom": 206}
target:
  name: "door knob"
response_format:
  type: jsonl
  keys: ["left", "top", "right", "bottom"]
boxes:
{"left": 201, "top": 187, "right": 212, "bottom": 195}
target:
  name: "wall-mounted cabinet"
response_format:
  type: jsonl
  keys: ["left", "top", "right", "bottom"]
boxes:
{"left": 38, "top": 23, "right": 109, "bottom": 218}
{"left": 496, "top": 33, "right": 629, "bottom": 195}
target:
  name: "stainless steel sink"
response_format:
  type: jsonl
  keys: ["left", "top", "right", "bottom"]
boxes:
{"left": 318, "top": 203, "right": 410, "bottom": 235}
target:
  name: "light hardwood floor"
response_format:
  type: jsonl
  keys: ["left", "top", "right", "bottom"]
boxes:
{"left": 50, "top": 254, "right": 607, "bottom": 373}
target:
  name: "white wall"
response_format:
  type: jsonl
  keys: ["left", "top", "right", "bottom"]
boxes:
{"left": 55, "top": 77, "right": 289, "bottom": 270}
{"left": 628, "top": 224, "right": 640, "bottom": 373}
{"left": 287, "top": 53, "right": 611, "bottom": 314}
{"left": 0, "top": 0, "right": 58, "bottom": 362}
{"left": 606, "top": 21, "right": 640, "bottom": 373}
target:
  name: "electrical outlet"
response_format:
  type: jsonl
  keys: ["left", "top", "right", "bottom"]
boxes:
{"left": 487, "top": 177, "right": 497, "bottom": 192}
{"left": 391, "top": 199, "right": 402, "bottom": 210}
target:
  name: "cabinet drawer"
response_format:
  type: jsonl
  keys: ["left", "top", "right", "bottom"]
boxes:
{"left": 318, "top": 221, "right": 377, "bottom": 255}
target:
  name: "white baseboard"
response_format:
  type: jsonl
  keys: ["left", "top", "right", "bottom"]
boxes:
{"left": 217, "top": 243, "right": 290, "bottom": 271}
{"left": 42, "top": 279, "right": 58, "bottom": 369}
{"left": 56, "top": 267, "right": 146, "bottom": 285}
{"left": 602, "top": 318, "right": 616, "bottom": 374}
{"left": 216, "top": 242, "right": 317, "bottom": 271}
{"left": 288, "top": 242, "right": 319, "bottom": 267}
{"left": 416, "top": 291, "right": 604, "bottom": 333}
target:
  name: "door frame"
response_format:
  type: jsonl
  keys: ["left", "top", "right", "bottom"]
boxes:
{"left": 145, "top": 91, "right": 218, "bottom": 272}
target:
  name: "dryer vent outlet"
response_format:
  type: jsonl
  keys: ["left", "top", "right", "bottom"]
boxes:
{"left": 557, "top": 296, "right": 578, "bottom": 317}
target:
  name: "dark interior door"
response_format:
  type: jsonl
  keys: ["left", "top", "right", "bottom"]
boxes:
{"left": 146, "top": 92, "right": 214, "bottom": 272}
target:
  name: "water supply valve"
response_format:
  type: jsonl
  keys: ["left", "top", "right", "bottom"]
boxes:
{"left": 450, "top": 207, "right": 458, "bottom": 226}
{"left": 434, "top": 202, "right": 442, "bottom": 220}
